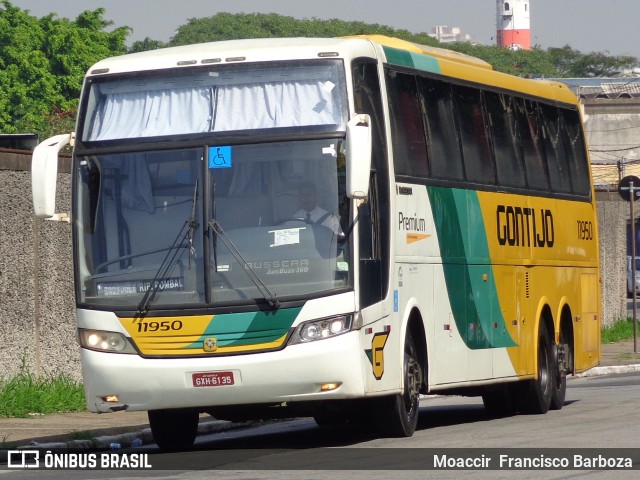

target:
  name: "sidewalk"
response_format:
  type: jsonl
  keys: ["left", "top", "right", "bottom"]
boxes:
{"left": 2, "top": 340, "right": 640, "bottom": 450}
{"left": 581, "top": 338, "right": 640, "bottom": 376}
{"left": 599, "top": 338, "right": 640, "bottom": 366}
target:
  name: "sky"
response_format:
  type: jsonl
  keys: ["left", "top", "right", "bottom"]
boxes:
{"left": 9, "top": 0, "right": 640, "bottom": 60}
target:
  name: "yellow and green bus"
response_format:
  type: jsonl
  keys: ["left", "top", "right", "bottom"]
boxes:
{"left": 32, "top": 35, "right": 600, "bottom": 449}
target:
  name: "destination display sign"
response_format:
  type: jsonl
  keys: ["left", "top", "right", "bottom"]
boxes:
{"left": 96, "top": 277, "right": 185, "bottom": 297}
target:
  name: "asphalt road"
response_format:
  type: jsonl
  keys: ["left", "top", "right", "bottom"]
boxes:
{"left": 3, "top": 372, "right": 640, "bottom": 480}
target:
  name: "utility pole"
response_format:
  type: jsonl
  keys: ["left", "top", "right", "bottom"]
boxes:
{"left": 619, "top": 175, "right": 640, "bottom": 353}
{"left": 632, "top": 181, "right": 638, "bottom": 353}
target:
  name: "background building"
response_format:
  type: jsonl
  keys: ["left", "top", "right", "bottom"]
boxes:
{"left": 429, "top": 25, "right": 474, "bottom": 44}
{"left": 562, "top": 77, "right": 640, "bottom": 188}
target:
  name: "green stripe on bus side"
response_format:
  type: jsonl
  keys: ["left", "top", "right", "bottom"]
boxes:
{"left": 452, "top": 190, "right": 517, "bottom": 348}
{"left": 428, "top": 187, "right": 516, "bottom": 349}
{"left": 183, "top": 307, "right": 301, "bottom": 349}
{"left": 382, "top": 46, "right": 441, "bottom": 74}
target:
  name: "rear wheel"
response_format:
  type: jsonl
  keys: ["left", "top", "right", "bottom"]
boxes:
{"left": 550, "top": 329, "right": 570, "bottom": 410}
{"left": 375, "top": 333, "right": 421, "bottom": 437}
{"left": 148, "top": 409, "right": 199, "bottom": 450}
{"left": 518, "top": 324, "right": 553, "bottom": 414}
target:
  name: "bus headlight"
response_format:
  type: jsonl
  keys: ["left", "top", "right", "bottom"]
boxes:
{"left": 289, "top": 315, "right": 353, "bottom": 344}
{"left": 78, "top": 329, "right": 137, "bottom": 354}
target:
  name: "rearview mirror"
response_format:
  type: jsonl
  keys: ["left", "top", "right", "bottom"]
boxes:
{"left": 345, "top": 114, "right": 372, "bottom": 200}
{"left": 32, "top": 134, "right": 72, "bottom": 219}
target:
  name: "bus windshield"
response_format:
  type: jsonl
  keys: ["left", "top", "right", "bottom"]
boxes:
{"left": 75, "top": 139, "right": 350, "bottom": 309}
{"left": 81, "top": 60, "right": 347, "bottom": 142}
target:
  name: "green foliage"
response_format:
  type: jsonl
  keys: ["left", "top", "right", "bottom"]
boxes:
{"left": 547, "top": 45, "right": 637, "bottom": 77}
{"left": 447, "top": 42, "right": 557, "bottom": 77}
{"left": 130, "top": 36, "right": 169, "bottom": 53}
{"left": 601, "top": 318, "right": 637, "bottom": 344}
{"left": 0, "top": 361, "right": 85, "bottom": 417}
{"left": 165, "top": 12, "right": 638, "bottom": 79}
{"left": 169, "top": 12, "right": 439, "bottom": 48}
{"left": 0, "top": 0, "right": 130, "bottom": 135}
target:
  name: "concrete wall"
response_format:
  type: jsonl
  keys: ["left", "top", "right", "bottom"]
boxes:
{"left": 0, "top": 151, "right": 628, "bottom": 380}
{"left": 0, "top": 151, "right": 79, "bottom": 380}
{"left": 596, "top": 192, "right": 628, "bottom": 325}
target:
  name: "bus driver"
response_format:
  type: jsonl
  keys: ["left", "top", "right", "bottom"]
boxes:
{"left": 293, "top": 181, "right": 344, "bottom": 238}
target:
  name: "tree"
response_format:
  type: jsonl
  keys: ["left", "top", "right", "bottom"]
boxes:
{"left": 168, "top": 13, "right": 439, "bottom": 48}
{"left": 547, "top": 45, "right": 637, "bottom": 77}
{"left": 165, "top": 12, "right": 639, "bottom": 79}
{"left": 130, "top": 37, "right": 168, "bottom": 53}
{"left": 0, "top": 1, "right": 130, "bottom": 135}
{"left": 447, "top": 43, "right": 557, "bottom": 77}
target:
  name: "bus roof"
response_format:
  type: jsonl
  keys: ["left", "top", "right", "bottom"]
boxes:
{"left": 86, "top": 37, "right": 376, "bottom": 76}
{"left": 347, "top": 34, "right": 494, "bottom": 71}
{"left": 87, "top": 35, "right": 578, "bottom": 107}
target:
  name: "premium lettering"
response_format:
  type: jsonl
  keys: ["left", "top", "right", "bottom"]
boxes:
{"left": 398, "top": 211, "right": 427, "bottom": 232}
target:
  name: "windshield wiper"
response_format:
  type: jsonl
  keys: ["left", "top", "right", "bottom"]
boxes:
{"left": 137, "top": 182, "right": 199, "bottom": 315}
{"left": 208, "top": 219, "right": 280, "bottom": 309}
{"left": 136, "top": 222, "right": 190, "bottom": 315}
{"left": 187, "top": 180, "right": 199, "bottom": 268}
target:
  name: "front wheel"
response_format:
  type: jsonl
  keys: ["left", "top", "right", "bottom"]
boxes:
{"left": 148, "top": 409, "right": 199, "bottom": 450}
{"left": 375, "top": 334, "right": 422, "bottom": 437}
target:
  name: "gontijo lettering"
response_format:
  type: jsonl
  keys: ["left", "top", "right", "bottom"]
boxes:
{"left": 496, "top": 205, "right": 554, "bottom": 248}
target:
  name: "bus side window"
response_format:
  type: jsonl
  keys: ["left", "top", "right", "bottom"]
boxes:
{"left": 453, "top": 85, "right": 496, "bottom": 185}
{"left": 515, "top": 98, "right": 550, "bottom": 191}
{"left": 539, "top": 104, "right": 572, "bottom": 194}
{"left": 560, "top": 109, "right": 591, "bottom": 196}
{"left": 385, "top": 69, "right": 429, "bottom": 177}
{"left": 419, "top": 77, "right": 464, "bottom": 181}
{"left": 485, "top": 91, "right": 527, "bottom": 189}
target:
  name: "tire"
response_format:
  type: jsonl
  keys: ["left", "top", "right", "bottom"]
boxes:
{"left": 375, "top": 334, "right": 421, "bottom": 437}
{"left": 148, "top": 409, "right": 199, "bottom": 450}
{"left": 518, "top": 324, "right": 553, "bottom": 414}
{"left": 550, "top": 330, "right": 568, "bottom": 411}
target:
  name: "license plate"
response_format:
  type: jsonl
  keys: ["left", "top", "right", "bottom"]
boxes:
{"left": 192, "top": 371, "right": 234, "bottom": 387}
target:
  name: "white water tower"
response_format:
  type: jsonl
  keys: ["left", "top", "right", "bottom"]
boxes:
{"left": 496, "top": 0, "right": 531, "bottom": 50}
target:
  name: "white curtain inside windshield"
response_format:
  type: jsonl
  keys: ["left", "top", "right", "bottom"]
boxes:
{"left": 84, "top": 64, "right": 346, "bottom": 141}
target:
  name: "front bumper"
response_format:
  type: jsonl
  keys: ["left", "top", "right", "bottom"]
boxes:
{"left": 81, "top": 330, "right": 366, "bottom": 413}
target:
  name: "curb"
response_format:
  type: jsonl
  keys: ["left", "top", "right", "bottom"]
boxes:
{"left": 3, "top": 419, "right": 233, "bottom": 456}
{"left": 573, "top": 363, "right": 640, "bottom": 377}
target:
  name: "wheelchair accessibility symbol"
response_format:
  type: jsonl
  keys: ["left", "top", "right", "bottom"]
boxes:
{"left": 209, "top": 146, "right": 232, "bottom": 169}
